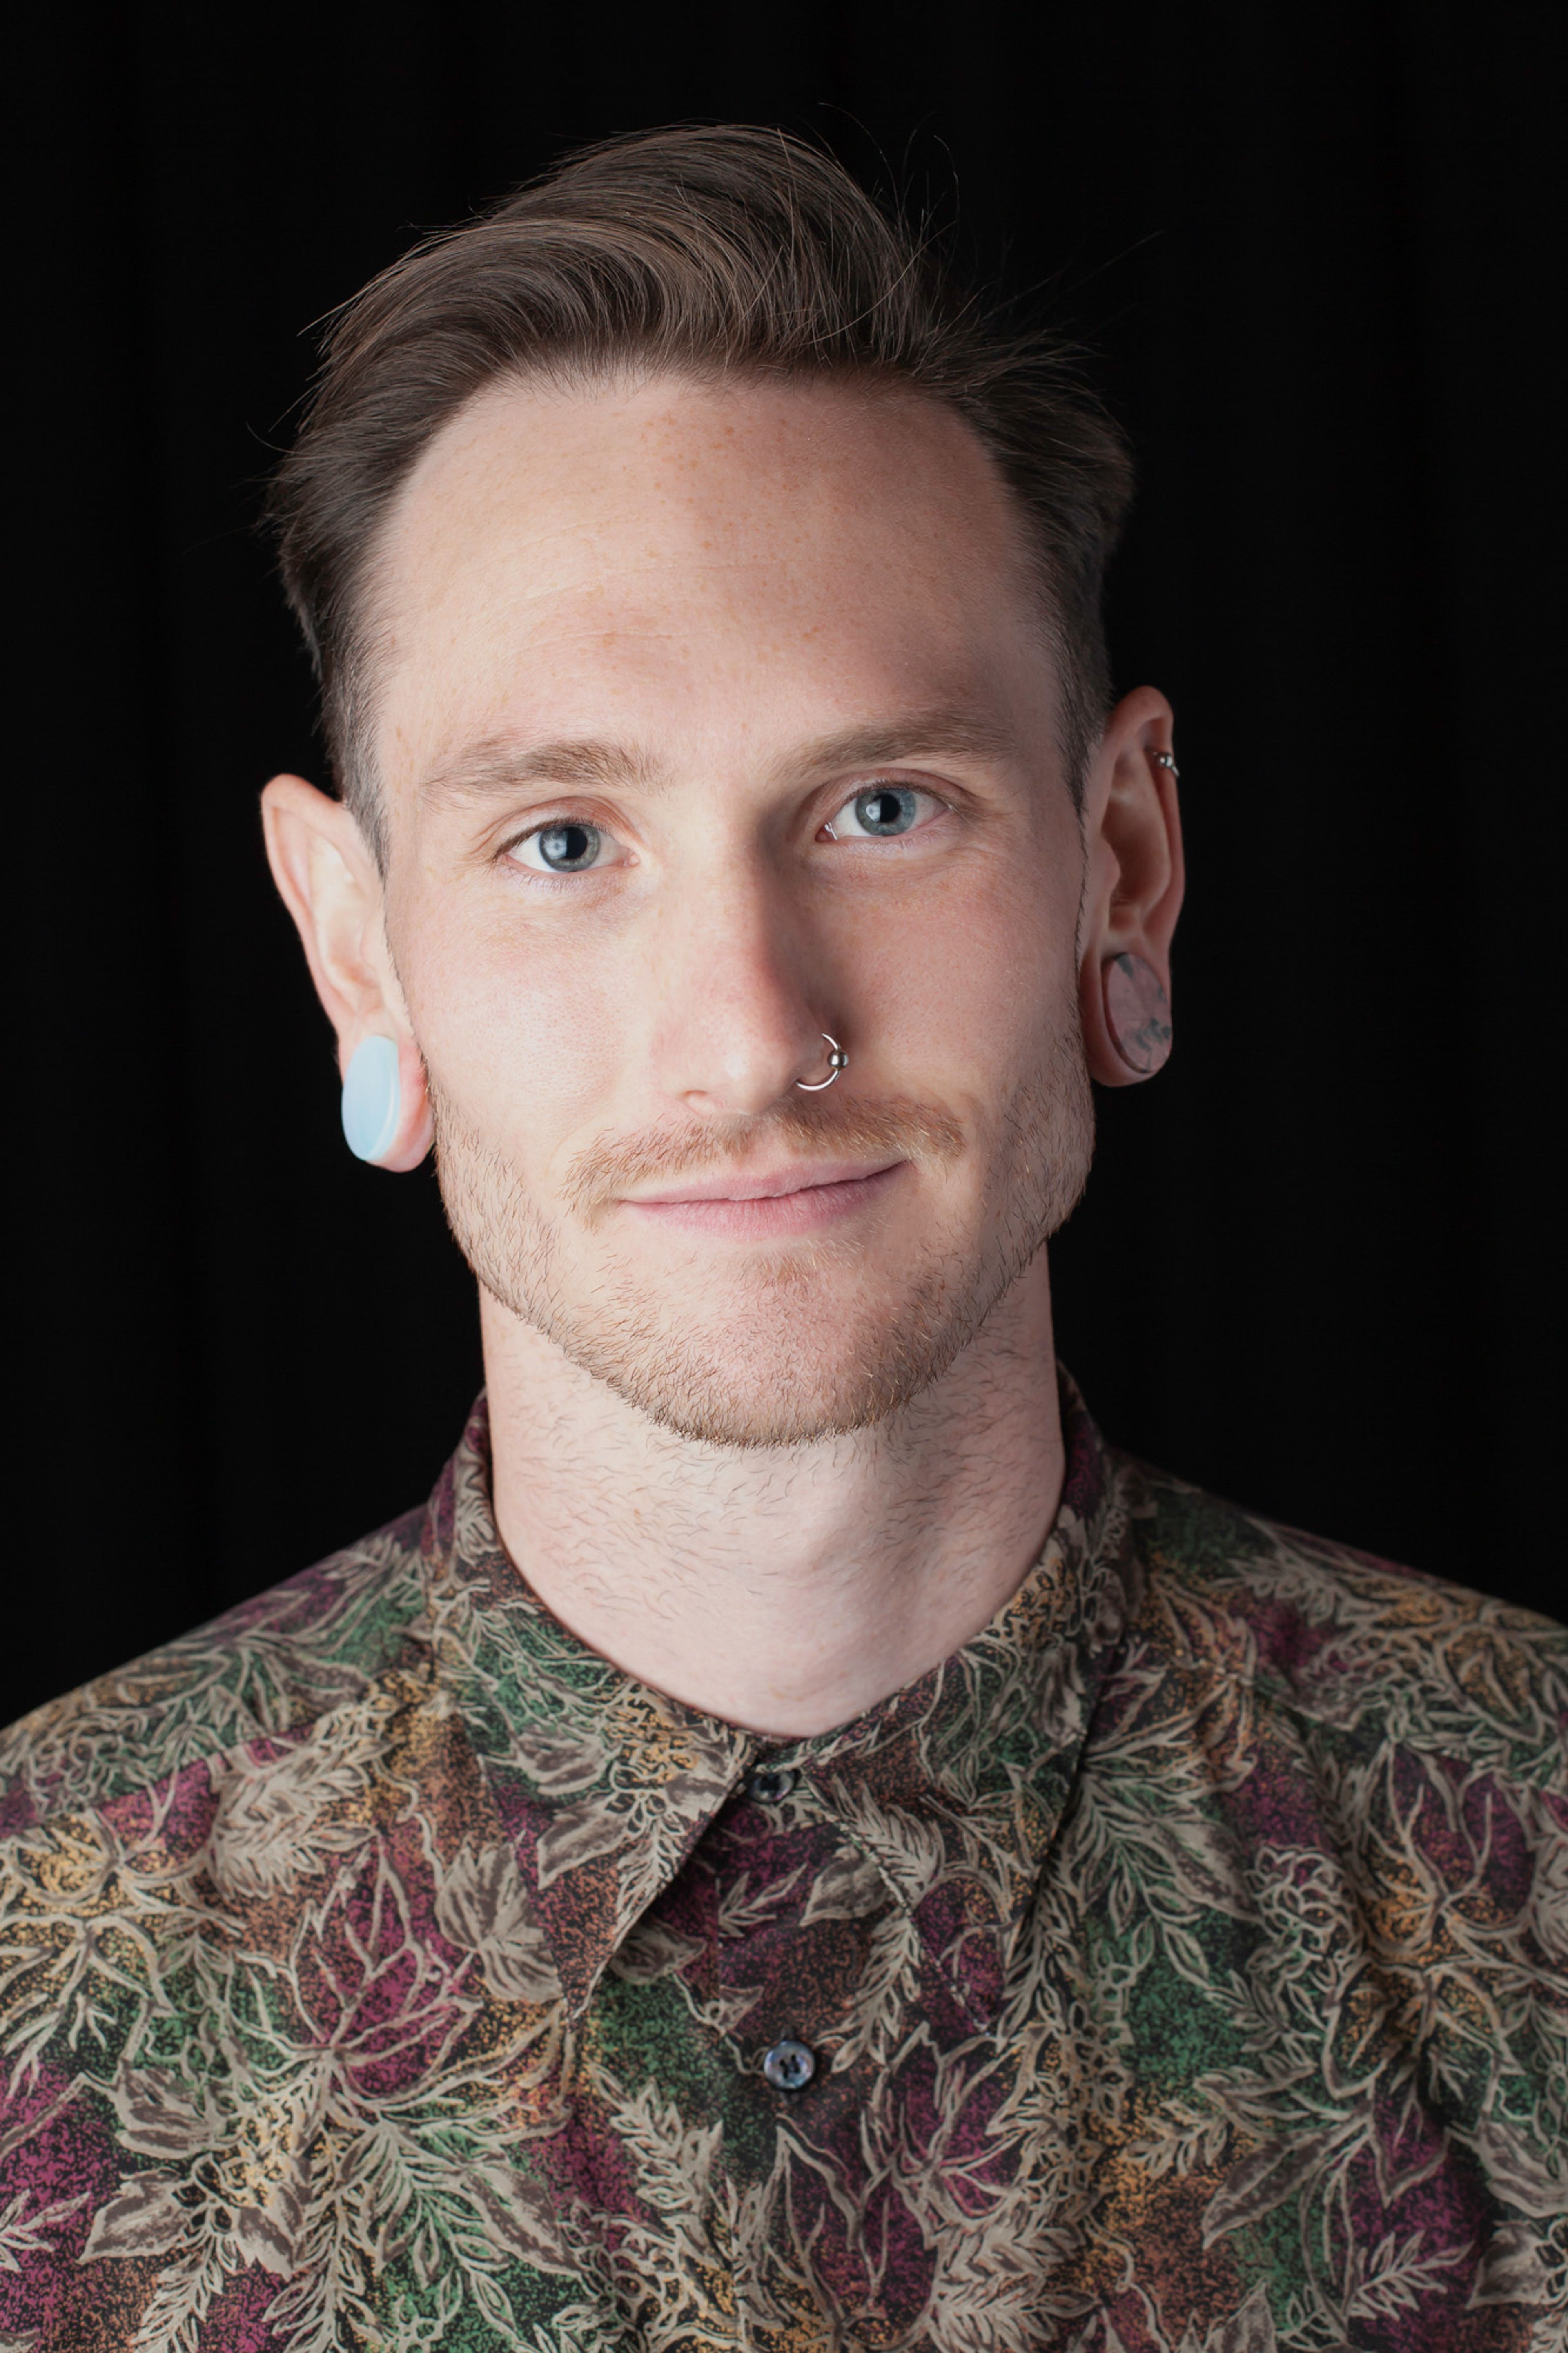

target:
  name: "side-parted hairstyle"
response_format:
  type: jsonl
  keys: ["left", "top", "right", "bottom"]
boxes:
{"left": 268, "top": 125, "right": 1134, "bottom": 858}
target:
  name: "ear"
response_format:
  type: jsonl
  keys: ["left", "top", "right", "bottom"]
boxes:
{"left": 260, "top": 774, "right": 433, "bottom": 1169}
{"left": 1076, "top": 687, "right": 1186, "bottom": 1087}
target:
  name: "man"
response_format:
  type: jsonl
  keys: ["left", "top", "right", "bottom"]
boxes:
{"left": 1, "top": 126, "right": 1562, "bottom": 2353}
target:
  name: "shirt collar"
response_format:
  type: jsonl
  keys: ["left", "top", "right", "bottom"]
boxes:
{"left": 419, "top": 1374, "right": 1136, "bottom": 2018}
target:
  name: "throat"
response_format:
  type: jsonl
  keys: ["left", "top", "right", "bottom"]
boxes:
{"left": 479, "top": 1274, "right": 1066, "bottom": 1735}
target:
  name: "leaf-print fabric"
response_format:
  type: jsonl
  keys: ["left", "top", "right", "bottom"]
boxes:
{"left": 1, "top": 1376, "right": 1565, "bottom": 2351}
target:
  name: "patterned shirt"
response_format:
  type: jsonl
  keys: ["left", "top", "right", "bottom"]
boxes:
{"left": 2, "top": 1381, "right": 1566, "bottom": 2353}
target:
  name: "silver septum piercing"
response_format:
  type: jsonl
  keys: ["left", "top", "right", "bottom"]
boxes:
{"left": 796, "top": 1033, "right": 849, "bottom": 1091}
{"left": 1154, "top": 752, "right": 1180, "bottom": 778}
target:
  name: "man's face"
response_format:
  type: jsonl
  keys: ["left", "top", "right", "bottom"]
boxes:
{"left": 368, "top": 374, "right": 1093, "bottom": 1445}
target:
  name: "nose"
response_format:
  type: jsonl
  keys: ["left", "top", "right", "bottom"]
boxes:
{"left": 645, "top": 856, "right": 834, "bottom": 1119}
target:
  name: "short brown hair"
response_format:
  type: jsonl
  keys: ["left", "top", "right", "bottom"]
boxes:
{"left": 269, "top": 125, "right": 1133, "bottom": 854}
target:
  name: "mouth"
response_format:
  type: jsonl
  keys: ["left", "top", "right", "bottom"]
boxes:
{"left": 619, "top": 1157, "right": 907, "bottom": 1237}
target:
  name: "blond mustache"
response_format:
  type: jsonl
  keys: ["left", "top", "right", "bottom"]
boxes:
{"left": 561, "top": 1095, "right": 965, "bottom": 1218}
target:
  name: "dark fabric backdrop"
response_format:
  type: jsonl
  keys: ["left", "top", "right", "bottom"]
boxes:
{"left": 9, "top": 0, "right": 1561, "bottom": 1725}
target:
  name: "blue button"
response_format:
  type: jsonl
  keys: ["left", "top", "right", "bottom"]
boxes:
{"left": 762, "top": 2038, "right": 816, "bottom": 2092}
{"left": 748, "top": 1766, "right": 797, "bottom": 1804}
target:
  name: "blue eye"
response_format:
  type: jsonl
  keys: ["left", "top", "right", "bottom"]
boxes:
{"left": 539, "top": 823, "right": 599, "bottom": 870}
{"left": 855, "top": 789, "right": 918, "bottom": 834}
{"left": 826, "top": 785, "right": 937, "bottom": 840}
{"left": 513, "top": 821, "right": 606, "bottom": 872}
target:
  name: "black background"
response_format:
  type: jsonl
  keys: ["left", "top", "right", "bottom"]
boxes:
{"left": 10, "top": 1, "right": 1561, "bottom": 1726}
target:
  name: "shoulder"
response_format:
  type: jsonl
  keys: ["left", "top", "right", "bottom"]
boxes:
{"left": 1116, "top": 1454, "right": 1568, "bottom": 1780}
{"left": 0, "top": 1504, "right": 432, "bottom": 1835}
{"left": 1063, "top": 1456, "right": 1568, "bottom": 2330}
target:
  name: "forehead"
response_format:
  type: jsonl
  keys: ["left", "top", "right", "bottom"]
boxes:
{"left": 370, "top": 372, "right": 1047, "bottom": 780}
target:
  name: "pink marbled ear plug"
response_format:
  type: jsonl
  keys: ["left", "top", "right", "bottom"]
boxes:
{"left": 1103, "top": 953, "right": 1172, "bottom": 1076}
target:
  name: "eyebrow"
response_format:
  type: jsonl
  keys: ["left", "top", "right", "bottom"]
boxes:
{"left": 417, "top": 706, "right": 1020, "bottom": 807}
{"left": 783, "top": 710, "right": 1020, "bottom": 778}
{"left": 419, "top": 737, "right": 659, "bottom": 807}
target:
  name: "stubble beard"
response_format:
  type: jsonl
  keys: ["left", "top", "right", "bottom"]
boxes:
{"left": 428, "top": 1019, "right": 1094, "bottom": 1450}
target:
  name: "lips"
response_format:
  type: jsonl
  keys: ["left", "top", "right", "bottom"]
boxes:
{"left": 624, "top": 1157, "right": 902, "bottom": 1206}
{"left": 618, "top": 1160, "right": 906, "bottom": 1236}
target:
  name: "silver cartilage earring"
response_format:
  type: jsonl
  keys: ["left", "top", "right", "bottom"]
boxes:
{"left": 1153, "top": 752, "right": 1180, "bottom": 778}
{"left": 796, "top": 1033, "right": 849, "bottom": 1091}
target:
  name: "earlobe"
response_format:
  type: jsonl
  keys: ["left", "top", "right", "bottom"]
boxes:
{"left": 1101, "top": 953, "right": 1172, "bottom": 1077}
{"left": 341, "top": 1035, "right": 434, "bottom": 1170}
{"left": 342, "top": 1037, "right": 401, "bottom": 1162}
{"left": 1081, "top": 949, "right": 1174, "bottom": 1087}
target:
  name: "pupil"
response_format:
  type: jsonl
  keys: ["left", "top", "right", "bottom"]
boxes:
{"left": 857, "top": 788, "right": 915, "bottom": 835}
{"left": 541, "top": 823, "right": 597, "bottom": 870}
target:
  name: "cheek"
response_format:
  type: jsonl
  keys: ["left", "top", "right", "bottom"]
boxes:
{"left": 395, "top": 912, "right": 628, "bottom": 1169}
{"left": 853, "top": 861, "right": 1078, "bottom": 1083}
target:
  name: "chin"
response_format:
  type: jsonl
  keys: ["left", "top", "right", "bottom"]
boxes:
{"left": 569, "top": 1303, "right": 957, "bottom": 1448}
{"left": 509, "top": 1239, "right": 1027, "bottom": 1447}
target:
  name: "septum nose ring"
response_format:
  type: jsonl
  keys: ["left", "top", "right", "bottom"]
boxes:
{"left": 796, "top": 1033, "right": 849, "bottom": 1091}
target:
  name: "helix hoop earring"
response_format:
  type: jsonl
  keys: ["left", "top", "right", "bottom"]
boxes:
{"left": 1153, "top": 751, "right": 1180, "bottom": 779}
{"left": 796, "top": 1033, "right": 849, "bottom": 1091}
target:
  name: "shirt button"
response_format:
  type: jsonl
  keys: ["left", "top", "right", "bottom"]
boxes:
{"left": 762, "top": 2038, "right": 816, "bottom": 2092}
{"left": 748, "top": 1765, "right": 797, "bottom": 1804}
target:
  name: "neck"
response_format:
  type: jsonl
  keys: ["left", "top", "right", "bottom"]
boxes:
{"left": 481, "top": 1260, "right": 1065, "bottom": 1737}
